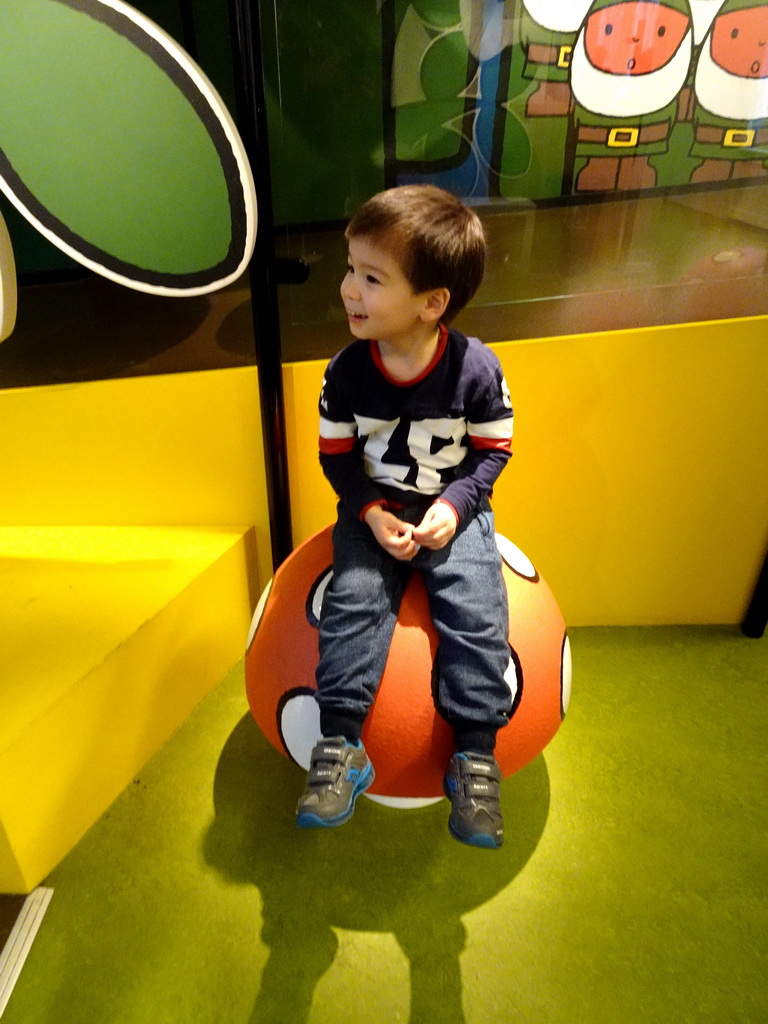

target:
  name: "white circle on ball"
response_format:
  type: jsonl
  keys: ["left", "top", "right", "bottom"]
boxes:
{"left": 310, "top": 569, "right": 333, "bottom": 625}
{"left": 504, "top": 654, "right": 519, "bottom": 701}
{"left": 280, "top": 693, "right": 321, "bottom": 770}
{"left": 561, "top": 634, "right": 572, "bottom": 716}
{"left": 365, "top": 793, "right": 443, "bottom": 808}
{"left": 246, "top": 578, "right": 273, "bottom": 651}
{"left": 495, "top": 534, "right": 537, "bottom": 579}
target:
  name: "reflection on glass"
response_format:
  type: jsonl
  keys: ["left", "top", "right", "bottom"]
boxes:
{"left": 2, "top": 1, "right": 765, "bottom": 386}
{"left": 264, "top": 0, "right": 768, "bottom": 360}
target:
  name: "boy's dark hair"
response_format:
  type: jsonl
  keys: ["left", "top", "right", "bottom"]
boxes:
{"left": 345, "top": 185, "right": 486, "bottom": 323}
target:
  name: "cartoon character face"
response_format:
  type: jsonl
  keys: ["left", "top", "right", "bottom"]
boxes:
{"left": 694, "top": 2, "right": 768, "bottom": 116}
{"left": 585, "top": 1, "right": 692, "bottom": 74}
{"left": 710, "top": 6, "right": 768, "bottom": 77}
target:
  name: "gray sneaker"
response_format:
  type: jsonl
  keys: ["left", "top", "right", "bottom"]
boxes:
{"left": 443, "top": 752, "right": 504, "bottom": 848}
{"left": 296, "top": 737, "right": 375, "bottom": 828}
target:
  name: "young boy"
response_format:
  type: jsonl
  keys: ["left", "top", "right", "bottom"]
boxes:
{"left": 296, "top": 185, "right": 514, "bottom": 848}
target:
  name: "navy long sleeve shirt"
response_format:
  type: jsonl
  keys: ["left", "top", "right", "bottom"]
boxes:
{"left": 318, "top": 325, "right": 513, "bottom": 523}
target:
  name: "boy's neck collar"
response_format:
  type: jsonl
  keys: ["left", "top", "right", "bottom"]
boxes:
{"left": 371, "top": 324, "right": 448, "bottom": 386}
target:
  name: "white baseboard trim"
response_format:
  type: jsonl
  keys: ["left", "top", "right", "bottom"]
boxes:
{"left": 0, "top": 887, "right": 54, "bottom": 1018}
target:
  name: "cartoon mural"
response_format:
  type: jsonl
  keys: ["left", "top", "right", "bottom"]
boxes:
{"left": 389, "top": 0, "right": 522, "bottom": 197}
{"left": 689, "top": 0, "right": 768, "bottom": 181}
{"left": 519, "top": 0, "right": 592, "bottom": 116}
{"left": 391, "top": 0, "right": 480, "bottom": 174}
{"left": 569, "top": 0, "right": 695, "bottom": 192}
{"left": 4, "top": 0, "right": 762, "bottom": 252}
{"left": 384, "top": 0, "right": 767, "bottom": 199}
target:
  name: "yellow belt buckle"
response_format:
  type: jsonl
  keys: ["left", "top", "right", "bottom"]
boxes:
{"left": 557, "top": 44, "right": 573, "bottom": 69}
{"left": 724, "top": 128, "right": 755, "bottom": 148}
{"left": 607, "top": 126, "right": 639, "bottom": 148}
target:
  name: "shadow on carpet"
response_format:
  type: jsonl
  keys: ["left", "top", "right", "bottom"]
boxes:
{"left": 203, "top": 715, "right": 551, "bottom": 1024}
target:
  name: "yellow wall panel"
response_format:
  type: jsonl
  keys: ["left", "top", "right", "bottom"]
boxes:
{"left": 282, "top": 359, "right": 336, "bottom": 544}
{"left": 2, "top": 318, "right": 764, "bottom": 627}
{"left": 282, "top": 317, "right": 768, "bottom": 626}
{"left": 0, "top": 529, "right": 255, "bottom": 893}
{"left": 0, "top": 366, "right": 273, "bottom": 593}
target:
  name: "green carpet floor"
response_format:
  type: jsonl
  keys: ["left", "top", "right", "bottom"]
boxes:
{"left": 4, "top": 626, "right": 766, "bottom": 1024}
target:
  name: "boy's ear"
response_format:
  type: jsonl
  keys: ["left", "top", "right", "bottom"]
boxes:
{"left": 420, "top": 287, "right": 450, "bottom": 323}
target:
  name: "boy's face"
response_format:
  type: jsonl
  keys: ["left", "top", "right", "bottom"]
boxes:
{"left": 341, "top": 235, "right": 437, "bottom": 346}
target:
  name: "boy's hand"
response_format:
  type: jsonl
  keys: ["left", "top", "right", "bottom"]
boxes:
{"left": 364, "top": 505, "right": 420, "bottom": 561}
{"left": 412, "top": 501, "right": 458, "bottom": 550}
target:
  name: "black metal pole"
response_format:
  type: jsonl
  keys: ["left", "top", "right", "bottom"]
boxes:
{"left": 177, "top": 0, "right": 198, "bottom": 60}
{"left": 742, "top": 547, "right": 768, "bottom": 639}
{"left": 228, "top": 0, "right": 293, "bottom": 569}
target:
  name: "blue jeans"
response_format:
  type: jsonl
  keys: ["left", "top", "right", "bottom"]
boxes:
{"left": 316, "top": 498, "right": 512, "bottom": 745}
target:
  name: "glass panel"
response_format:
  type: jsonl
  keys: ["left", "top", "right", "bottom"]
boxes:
{"left": 0, "top": 0, "right": 254, "bottom": 389}
{"left": 263, "top": 0, "right": 768, "bottom": 363}
{"left": 2, "top": 1, "right": 765, "bottom": 386}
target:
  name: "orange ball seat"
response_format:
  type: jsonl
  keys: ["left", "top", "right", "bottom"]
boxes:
{"left": 246, "top": 525, "right": 570, "bottom": 804}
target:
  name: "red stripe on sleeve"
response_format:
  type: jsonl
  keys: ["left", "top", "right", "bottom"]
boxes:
{"left": 319, "top": 436, "right": 356, "bottom": 455}
{"left": 359, "top": 499, "right": 387, "bottom": 521}
{"left": 469, "top": 435, "right": 512, "bottom": 452}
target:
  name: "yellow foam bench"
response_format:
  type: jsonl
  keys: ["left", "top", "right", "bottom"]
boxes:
{"left": 0, "top": 525, "right": 257, "bottom": 893}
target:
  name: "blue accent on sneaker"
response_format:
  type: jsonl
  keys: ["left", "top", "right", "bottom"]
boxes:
{"left": 443, "top": 751, "right": 504, "bottom": 849}
{"left": 296, "top": 759, "right": 374, "bottom": 830}
{"left": 447, "top": 820, "right": 499, "bottom": 849}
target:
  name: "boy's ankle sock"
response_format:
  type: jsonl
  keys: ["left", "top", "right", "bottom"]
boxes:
{"left": 452, "top": 724, "right": 497, "bottom": 756}
{"left": 319, "top": 711, "right": 365, "bottom": 746}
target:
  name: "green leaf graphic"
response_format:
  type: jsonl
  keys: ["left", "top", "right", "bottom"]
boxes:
{"left": 0, "top": 0, "right": 256, "bottom": 295}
